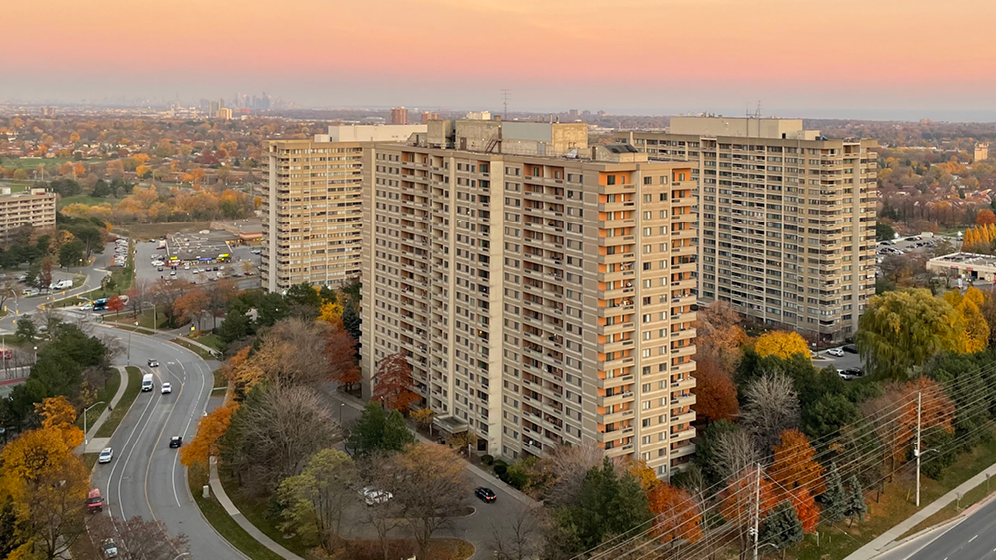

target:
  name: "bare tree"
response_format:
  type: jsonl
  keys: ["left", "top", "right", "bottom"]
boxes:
{"left": 714, "top": 428, "right": 762, "bottom": 484}
{"left": 83, "top": 515, "right": 189, "bottom": 560}
{"left": 261, "top": 318, "right": 335, "bottom": 387}
{"left": 221, "top": 383, "right": 340, "bottom": 493}
{"left": 537, "top": 441, "right": 602, "bottom": 508}
{"left": 374, "top": 443, "right": 470, "bottom": 560}
{"left": 490, "top": 506, "right": 541, "bottom": 560}
{"left": 360, "top": 495, "right": 405, "bottom": 560}
{"left": 127, "top": 278, "right": 151, "bottom": 318}
{"left": 0, "top": 278, "right": 17, "bottom": 315}
{"left": 741, "top": 372, "right": 800, "bottom": 454}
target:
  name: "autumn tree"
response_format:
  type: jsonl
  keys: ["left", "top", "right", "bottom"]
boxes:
{"left": 536, "top": 441, "right": 604, "bottom": 508}
{"left": 35, "top": 396, "right": 84, "bottom": 449}
{"left": 0, "top": 426, "right": 89, "bottom": 560}
{"left": 692, "top": 356, "right": 739, "bottom": 424}
{"left": 410, "top": 407, "right": 436, "bottom": 436}
{"left": 857, "top": 289, "right": 960, "bottom": 379}
{"left": 944, "top": 286, "right": 990, "bottom": 353}
{"left": 978, "top": 209, "right": 996, "bottom": 226}
{"left": 319, "top": 301, "right": 343, "bottom": 324}
{"left": 771, "top": 429, "right": 825, "bottom": 496}
{"left": 325, "top": 322, "right": 360, "bottom": 392}
{"left": 863, "top": 377, "right": 955, "bottom": 465}
{"left": 373, "top": 443, "right": 470, "bottom": 560}
{"left": 126, "top": 278, "right": 151, "bottom": 318}
{"left": 371, "top": 352, "right": 419, "bottom": 413}
{"left": 107, "top": 294, "right": 126, "bottom": 317}
{"left": 278, "top": 449, "right": 358, "bottom": 553}
{"left": 647, "top": 483, "right": 702, "bottom": 544}
{"left": 151, "top": 279, "right": 192, "bottom": 328}
{"left": 694, "top": 300, "right": 749, "bottom": 369}
{"left": 755, "top": 331, "right": 810, "bottom": 360}
{"left": 85, "top": 515, "right": 190, "bottom": 560}
{"left": 180, "top": 402, "right": 238, "bottom": 467}
{"left": 175, "top": 286, "right": 210, "bottom": 329}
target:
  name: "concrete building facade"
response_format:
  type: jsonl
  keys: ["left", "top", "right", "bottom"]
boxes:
{"left": 261, "top": 124, "right": 427, "bottom": 292}
{"left": 617, "top": 117, "right": 878, "bottom": 342}
{"left": 0, "top": 188, "right": 56, "bottom": 240}
{"left": 361, "top": 121, "right": 697, "bottom": 477}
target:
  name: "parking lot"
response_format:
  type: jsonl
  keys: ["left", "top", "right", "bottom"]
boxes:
{"left": 812, "top": 346, "right": 865, "bottom": 380}
{"left": 134, "top": 230, "right": 261, "bottom": 290}
{"left": 877, "top": 234, "right": 961, "bottom": 258}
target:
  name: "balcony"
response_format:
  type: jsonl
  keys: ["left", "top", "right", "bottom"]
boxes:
{"left": 670, "top": 376, "right": 695, "bottom": 391}
{"left": 605, "top": 443, "right": 636, "bottom": 458}
{"left": 599, "top": 200, "right": 636, "bottom": 213}
{"left": 602, "top": 408, "right": 635, "bottom": 424}
{"left": 670, "top": 393, "right": 696, "bottom": 408}
{"left": 598, "top": 391, "right": 635, "bottom": 407}
{"left": 671, "top": 410, "right": 695, "bottom": 424}
{"left": 600, "top": 373, "right": 635, "bottom": 390}
{"left": 670, "top": 443, "right": 696, "bottom": 459}
{"left": 671, "top": 427, "right": 696, "bottom": 442}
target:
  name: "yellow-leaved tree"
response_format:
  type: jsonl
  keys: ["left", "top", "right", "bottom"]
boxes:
{"left": 180, "top": 402, "right": 239, "bottom": 467}
{"left": 755, "top": 331, "right": 810, "bottom": 360}
{"left": 318, "top": 302, "right": 343, "bottom": 324}
{"left": 36, "top": 396, "right": 84, "bottom": 449}
{"left": 944, "top": 286, "right": 990, "bottom": 353}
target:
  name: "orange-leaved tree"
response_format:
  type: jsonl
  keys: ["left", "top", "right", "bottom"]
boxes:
{"left": 325, "top": 323, "right": 360, "bottom": 392}
{"left": 371, "top": 352, "right": 419, "bottom": 413}
{"left": 36, "top": 396, "right": 84, "bottom": 449}
{"left": 866, "top": 376, "right": 954, "bottom": 464}
{"left": 692, "top": 356, "right": 739, "bottom": 424}
{"left": 978, "top": 209, "right": 996, "bottom": 226}
{"left": 175, "top": 286, "right": 210, "bottom": 330}
{"left": 107, "top": 294, "right": 126, "bottom": 317}
{"left": 180, "top": 402, "right": 239, "bottom": 467}
{"left": 755, "top": 331, "right": 810, "bottom": 360}
{"left": 771, "top": 429, "right": 825, "bottom": 495}
{"left": 789, "top": 487, "right": 820, "bottom": 534}
{"left": 648, "top": 483, "right": 703, "bottom": 543}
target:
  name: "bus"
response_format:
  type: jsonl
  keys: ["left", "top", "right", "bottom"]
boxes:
{"left": 93, "top": 298, "right": 108, "bottom": 311}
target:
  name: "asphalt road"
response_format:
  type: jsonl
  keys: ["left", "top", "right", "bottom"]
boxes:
{"left": 900, "top": 495, "right": 996, "bottom": 560}
{"left": 90, "top": 326, "right": 239, "bottom": 559}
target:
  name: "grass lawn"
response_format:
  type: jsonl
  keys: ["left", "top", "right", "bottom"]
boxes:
{"left": 77, "top": 368, "right": 121, "bottom": 431}
{"left": 83, "top": 453, "right": 99, "bottom": 472}
{"left": 790, "top": 429, "right": 996, "bottom": 560}
{"left": 901, "top": 473, "right": 996, "bottom": 538}
{"left": 212, "top": 368, "right": 226, "bottom": 391}
{"left": 194, "top": 333, "right": 224, "bottom": 352}
{"left": 219, "top": 467, "right": 312, "bottom": 557}
{"left": 57, "top": 196, "right": 116, "bottom": 210}
{"left": 3, "top": 157, "right": 71, "bottom": 169}
{"left": 95, "top": 367, "right": 141, "bottom": 438}
{"left": 188, "top": 463, "right": 286, "bottom": 560}
{"left": 172, "top": 338, "right": 217, "bottom": 361}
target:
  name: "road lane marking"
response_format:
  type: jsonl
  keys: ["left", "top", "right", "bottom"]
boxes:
{"left": 172, "top": 361, "right": 201, "bottom": 508}
{"left": 971, "top": 535, "right": 979, "bottom": 543}
{"left": 114, "top": 385, "right": 161, "bottom": 520}
{"left": 145, "top": 361, "right": 185, "bottom": 514}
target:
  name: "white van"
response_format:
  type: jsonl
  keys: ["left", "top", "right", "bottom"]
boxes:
{"left": 141, "top": 373, "right": 154, "bottom": 392}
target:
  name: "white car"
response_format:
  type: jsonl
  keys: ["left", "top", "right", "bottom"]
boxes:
{"left": 184, "top": 263, "right": 190, "bottom": 270}
{"left": 362, "top": 486, "right": 393, "bottom": 506}
{"left": 98, "top": 448, "right": 113, "bottom": 464}
{"left": 161, "top": 382, "right": 172, "bottom": 394}
{"left": 826, "top": 347, "right": 844, "bottom": 357}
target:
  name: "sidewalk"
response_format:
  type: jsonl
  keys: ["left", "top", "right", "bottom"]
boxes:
{"left": 76, "top": 366, "right": 128, "bottom": 454}
{"left": 844, "top": 459, "right": 996, "bottom": 560}
{"left": 208, "top": 458, "right": 305, "bottom": 560}
{"left": 332, "top": 388, "right": 540, "bottom": 508}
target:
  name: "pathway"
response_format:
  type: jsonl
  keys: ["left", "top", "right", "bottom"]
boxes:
{"left": 77, "top": 365, "right": 129, "bottom": 454}
{"left": 845, "top": 459, "right": 996, "bottom": 560}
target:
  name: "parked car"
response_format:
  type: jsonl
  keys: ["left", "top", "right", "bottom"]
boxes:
{"left": 169, "top": 436, "right": 182, "bottom": 448}
{"left": 838, "top": 368, "right": 864, "bottom": 381}
{"left": 102, "top": 538, "right": 118, "bottom": 559}
{"left": 826, "top": 347, "right": 844, "bottom": 357}
{"left": 98, "top": 448, "right": 113, "bottom": 464}
{"left": 475, "top": 487, "right": 497, "bottom": 503}
{"left": 161, "top": 382, "right": 172, "bottom": 394}
{"left": 362, "top": 487, "right": 393, "bottom": 506}
{"left": 843, "top": 344, "right": 858, "bottom": 354}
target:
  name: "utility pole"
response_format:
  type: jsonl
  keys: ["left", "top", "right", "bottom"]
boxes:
{"left": 915, "top": 390, "right": 923, "bottom": 507}
{"left": 752, "top": 463, "right": 761, "bottom": 560}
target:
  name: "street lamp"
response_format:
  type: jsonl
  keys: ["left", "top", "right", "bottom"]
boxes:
{"left": 83, "top": 401, "right": 106, "bottom": 446}
{"left": 339, "top": 401, "right": 344, "bottom": 424}
{"left": 33, "top": 346, "right": 37, "bottom": 363}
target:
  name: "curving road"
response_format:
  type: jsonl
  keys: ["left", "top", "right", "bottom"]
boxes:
{"left": 90, "top": 326, "right": 243, "bottom": 559}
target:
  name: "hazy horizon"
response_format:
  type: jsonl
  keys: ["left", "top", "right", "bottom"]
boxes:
{"left": 4, "top": 0, "right": 996, "bottom": 122}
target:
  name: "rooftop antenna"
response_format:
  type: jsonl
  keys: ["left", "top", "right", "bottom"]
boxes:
{"left": 501, "top": 89, "right": 510, "bottom": 120}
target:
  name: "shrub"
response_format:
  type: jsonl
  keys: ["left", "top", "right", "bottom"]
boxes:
{"left": 481, "top": 454, "right": 494, "bottom": 465}
{"left": 493, "top": 462, "right": 508, "bottom": 477}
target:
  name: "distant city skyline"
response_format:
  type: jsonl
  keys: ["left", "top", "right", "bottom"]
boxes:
{"left": 4, "top": 0, "right": 996, "bottom": 121}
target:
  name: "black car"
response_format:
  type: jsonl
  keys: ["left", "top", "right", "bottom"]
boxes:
{"left": 842, "top": 344, "right": 858, "bottom": 354}
{"left": 169, "top": 436, "right": 182, "bottom": 448}
{"left": 475, "top": 487, "right": 497, "bottom": 503}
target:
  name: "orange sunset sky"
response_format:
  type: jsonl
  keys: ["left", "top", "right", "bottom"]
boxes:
{"left": 4, "top": 0, "right": 996, "bottom": 118}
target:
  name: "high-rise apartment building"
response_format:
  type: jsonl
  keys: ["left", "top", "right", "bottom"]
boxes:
{"left": 421, "top": 111, "right": 440, "bottom": 124}
{"left": 261, "top": 124, "right": 426, "bottom": 292}
{"left": 975, "top": 143, "right": 989, "bottom": 163}
{"left": 361, "top": 120, "right": 697, "bottom": 477}
{"left": 617, "top": 117, "right": 877, "bottom": 341}
{"left": 389, "top": 107, "right": 409, "bottom": 125}
{"left": 0, "top": 188, "right": 56, "bottom": 239}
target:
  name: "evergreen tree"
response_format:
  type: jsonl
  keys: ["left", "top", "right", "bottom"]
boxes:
{"left": 342, "top": 302, "right": 361, "bottom": 342}
{"left": 759, "top": 500, "right": 804, "bottom": 553}
{"left": 846, "top": 475, "right": 867, "bottom": 522}
{"left": 822, "top": 463, "right": 848, "bottom": 524}
{"left": 347, "top": 402, "right": 415, "bottom": 456}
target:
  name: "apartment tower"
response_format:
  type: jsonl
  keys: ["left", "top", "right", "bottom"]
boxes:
{"left": 361, "top": 120, "right": 697, "bottom": 477}
{"left": 389, "top": 107, "right": 409, "bottom": 125}
{"left": 618, "top": 117, "right": 877, "bottom": 342}
{"left": 0, "top": 187, "right": 56, "bottom": 239}
{"left": 261, "top": 124, "right": 426, "bottom": 292}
